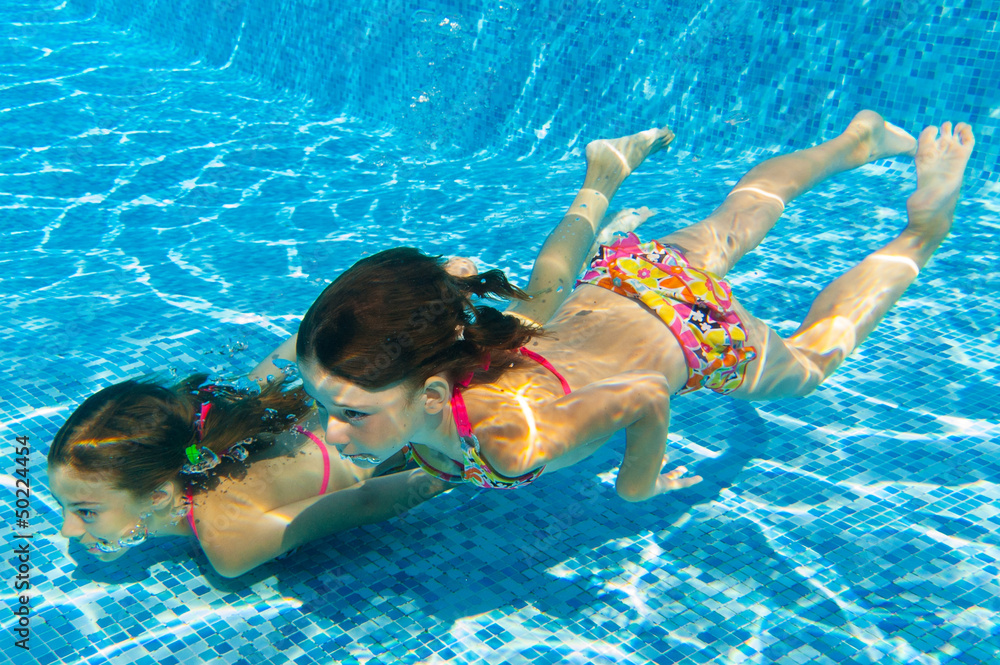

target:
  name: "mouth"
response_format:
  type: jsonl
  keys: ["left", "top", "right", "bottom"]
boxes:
{"left": 343, "top": 452, "right": 382, "bottom": 465}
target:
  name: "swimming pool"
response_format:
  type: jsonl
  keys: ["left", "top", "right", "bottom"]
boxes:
{"left": 3, "top": 0, "right": 999, "bottom": 662}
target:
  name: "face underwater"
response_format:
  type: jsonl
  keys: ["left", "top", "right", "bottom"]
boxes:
{"left": 47, "top": 465, "right": 150, "bottom": 561}
{"left": 299, "top": 360, "right": 443, "bottom": 465}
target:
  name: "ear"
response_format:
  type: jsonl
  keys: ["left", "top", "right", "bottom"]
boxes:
{"left": 149, "top": 481, "right": 176, "bottom": 510}
{"left": 420, "top": 375, "right": 452, "bottom": 415}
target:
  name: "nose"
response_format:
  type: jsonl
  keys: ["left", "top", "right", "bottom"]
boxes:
{"left": 60, "top": 510, "right": 85, "bottom": 539}
{"left": 323, "top": 415, "right": 351, "bottom": 446}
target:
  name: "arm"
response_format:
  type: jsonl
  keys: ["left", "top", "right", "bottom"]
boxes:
{"left": 482, "top": 371, "right": 700, "bottom": 502}
{"left": 248, "top": 333, "right": 297, "bottom": 384}
{"left": 198, "top": 469, "right": 449, "bottom": 578}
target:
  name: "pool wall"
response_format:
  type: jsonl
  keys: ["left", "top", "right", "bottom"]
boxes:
{"left": 67, "top": 0, "right": 999, "bottom": 182}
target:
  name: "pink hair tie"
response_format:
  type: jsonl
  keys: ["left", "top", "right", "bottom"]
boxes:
{"left": 181, "top": 402, "right": 220, "bottom": 475}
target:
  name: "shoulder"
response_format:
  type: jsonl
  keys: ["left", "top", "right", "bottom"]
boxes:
{"left": 189, "top": 482, "right": 276, "bottom": 578}
{"left": 469, "top": 390, "right": 558, "bottom": 478}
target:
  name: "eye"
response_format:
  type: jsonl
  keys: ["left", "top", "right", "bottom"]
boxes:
{"left": 343, "top": 409, "right": 368, "bottom": 422}
{"left": 77, "top": 509, "right": 97, "bottom": 521}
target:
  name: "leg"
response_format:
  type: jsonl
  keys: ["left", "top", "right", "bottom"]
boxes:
{"left": 508, "top": 126, "right": 674, "bottom": 324}
{"left": 660, "top": 110, "right": 919, "bottom": 277}
{"left": 594, "top": 206, "right": 657, "bottom": 248}
{"left": 735, "top": 122, "right": 974, "bottom": 399}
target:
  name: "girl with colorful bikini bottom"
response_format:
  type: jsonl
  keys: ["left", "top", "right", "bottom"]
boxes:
{"left": 296, "top": 112, "right": 974, "bottom": 501}
{"left": 46, "top": 127, "right": 672, "bottom": 577}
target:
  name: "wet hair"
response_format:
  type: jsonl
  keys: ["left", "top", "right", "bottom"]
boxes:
{"left": 47, "top": 374, "right": 312, "bottom": 497}
{"left": 297, "top": 247, "right": 541, "bottom": 389}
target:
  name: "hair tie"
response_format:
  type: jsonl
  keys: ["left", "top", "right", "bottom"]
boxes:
{"left": 181, "top": 401, "right": 221, "bottom": 474}
{"left": 195, "top": 401, "right": 212, "bottom": 441}
{"left": 181, "top": 444, "right": 220, "bottom": 475}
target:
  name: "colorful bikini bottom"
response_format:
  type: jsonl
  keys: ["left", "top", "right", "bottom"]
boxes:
{"left": 577, "top": 232, "right": 757, "bottom": 395}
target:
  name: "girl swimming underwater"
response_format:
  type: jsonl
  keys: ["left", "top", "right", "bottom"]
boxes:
{"left": 47, "top": 126, "right": 674, "bottom": 576}
{"left": 296, "top": 112, "right": 974, "bottom": 501}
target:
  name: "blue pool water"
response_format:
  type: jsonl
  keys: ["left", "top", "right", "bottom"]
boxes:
{"left": 2, "top": 0, "right": 999, "bottom": 663}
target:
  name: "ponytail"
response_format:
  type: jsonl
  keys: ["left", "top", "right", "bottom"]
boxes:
{"left": 454, "top": 269, "right": 529, "bottom": 301}
{"left": 48, "top": 374, "right": 312, "bottom": 496}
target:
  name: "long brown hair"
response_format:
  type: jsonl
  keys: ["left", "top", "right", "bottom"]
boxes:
{"left": 297, "top": 247, "right": 541, "bottom": 389}
{"left": 48, "top": 374, "right": 312, "bottom": 496}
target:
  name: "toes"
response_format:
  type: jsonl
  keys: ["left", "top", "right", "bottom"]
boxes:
{"left": 955, "top": 122, "right": 975, "bottom": 148}
{"left": 918, "top": 125, "right": 939, "bottom": 146}
{"left": 940, "top": 121, "right": 953, "bottom": 139}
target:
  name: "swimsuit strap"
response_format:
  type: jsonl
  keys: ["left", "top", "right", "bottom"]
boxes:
{"left": 451, "top": 347, "right": 571, "bottom": 438}
{"left": 450, "top": 388, "right": 475, "bottom": 439}
{"left": 293, "top": 425, "right": 331, "bottom": 495}
{"left": 185, "top": 489, "right": 198, "bottom": 540}
{"left": 407, "top": 349, "right": 572, "bottom": 488}
{"left": 518, "top": 347, "right": 571, "bottom": 395}
{"left": 404, "top": 443, "right": 464, "bottom": 483}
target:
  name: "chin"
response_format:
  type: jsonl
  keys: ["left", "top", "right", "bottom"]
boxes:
{"left": 346, "top": 454, "right": 383, "bottom": 467}
{"left": 87, "top": 546, "right": 127, "bottom": 562}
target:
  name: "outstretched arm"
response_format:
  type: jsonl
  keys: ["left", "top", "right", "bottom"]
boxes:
{"left": 507, "top": 127, "right": 673, "bottom": 325}
{"left": 198, "top": 469, "right": 451, "bottom": 578}
{"left": 481, "top": 370, "right": 699, "bottom": 502}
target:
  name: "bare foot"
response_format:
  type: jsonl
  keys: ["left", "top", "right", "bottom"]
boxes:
{"left": 905, "top": 121, "right": 975, "bottom": 241}
{"left": 584, "top": 126, "right": 675, "bottom": 185}
{"left": 596, "top": 206, "right": 656, "bottom": 245}
{"left": 848, "top": 110, "right": 918, "bottom": 162}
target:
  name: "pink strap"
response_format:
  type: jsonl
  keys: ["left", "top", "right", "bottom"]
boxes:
{"left": 451, "top": 348, "right": 571, "bottom": 439}
{"left": 185, "top": 489, "right": 198, "bottom": 540}
{"left": 519, "top": 347, "right": 572, "bottom": 395}
{"left": 295, "top": 426, "right": 330, "bottom": 495}
{"left": 451, "top": 389, "right": 474, "bottom": 438}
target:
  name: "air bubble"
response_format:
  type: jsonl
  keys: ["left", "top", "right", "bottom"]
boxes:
{"left": 272, "top": 359, "right": 299, "bottom": 378}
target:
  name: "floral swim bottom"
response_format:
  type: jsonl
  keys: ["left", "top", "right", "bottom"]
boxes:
{"left": 577, "top": 232, "right": 757, "bottom": 395}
